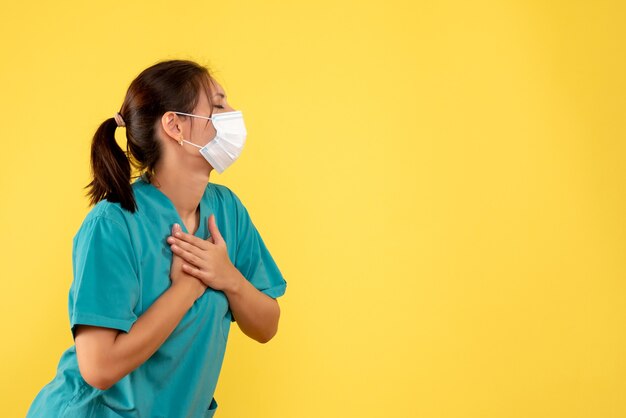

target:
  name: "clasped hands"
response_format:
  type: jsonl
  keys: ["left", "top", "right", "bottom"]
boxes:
{"left": 167, "top": 214, "right": 238, "bottom": 295}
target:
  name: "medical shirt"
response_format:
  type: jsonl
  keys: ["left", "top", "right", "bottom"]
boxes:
{"left": 26, "top": 174, "right": 287, "bottom": 418}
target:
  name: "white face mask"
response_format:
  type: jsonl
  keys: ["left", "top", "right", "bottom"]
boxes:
{"left": 172, "top": 110, "right": 247, "bottom": 173}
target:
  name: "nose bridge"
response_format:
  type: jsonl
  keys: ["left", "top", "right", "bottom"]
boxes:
{"left": 224, "top": 101, "right": 236, "bottom": 112}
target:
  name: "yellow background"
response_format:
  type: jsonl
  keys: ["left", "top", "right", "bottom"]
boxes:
{"left": 1, "top": 1, "right": 625, "bottom": 417}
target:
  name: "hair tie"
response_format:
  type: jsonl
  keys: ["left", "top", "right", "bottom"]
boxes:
{"left": 114, "top": 112, "right": 126, "bottom": 127}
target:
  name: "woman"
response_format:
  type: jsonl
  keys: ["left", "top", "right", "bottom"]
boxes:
{"left": 26, "top": 59, "right": 287, "bottom": 417}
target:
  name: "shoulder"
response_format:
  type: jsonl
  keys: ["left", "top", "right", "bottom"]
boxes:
{"left": 207, "top": 182, "right": 244, "bottom": 209}
{"left": 86, "top": 199, "right": 131, "bottom": 225}
{"left": 207, "top": 181, "right": 235, "bottom": 199}
{"left": 76, "top": 199, "right": 133, "bottom": 239}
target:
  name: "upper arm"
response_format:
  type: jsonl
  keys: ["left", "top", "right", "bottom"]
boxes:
{"left": 69, "top": 216, "right": 140, "bottom": 338}
{"left": 229, "top": 190, "right": 288, "bottom": 301}
{"left": 74, "top": 325, "right": 120, "bottom": 390}
{"left": 69, "top": 215, "right": 140, "bottom": 389}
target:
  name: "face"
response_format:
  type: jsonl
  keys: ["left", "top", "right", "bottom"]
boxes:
{"left": 160, "top": 78, "right": 236, "bottom": 163}
{"left": 186, "top": 79, "right": 236, "bottom": 143}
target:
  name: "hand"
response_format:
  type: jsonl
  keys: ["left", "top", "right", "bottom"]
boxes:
{"left": 167, "top": 214, "right": 238, "bottom": 292}
{"left": 169, "top": 224, "right": 208, "bottom": 300}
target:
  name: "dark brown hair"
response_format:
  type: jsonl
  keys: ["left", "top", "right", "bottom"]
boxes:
{"left": 86, "top": 59, "right": 216, "bottom": 213}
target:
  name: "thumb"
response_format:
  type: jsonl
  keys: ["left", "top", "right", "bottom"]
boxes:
{"left": 207, "top": 214, "right": 224, "bottom": 245}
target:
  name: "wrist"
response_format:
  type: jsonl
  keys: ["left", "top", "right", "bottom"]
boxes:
{"left": 224, "top": 265, "right": 245, "bottom": 296}
{"left": 169, "top": 280, "right": 203, "bottom": 307}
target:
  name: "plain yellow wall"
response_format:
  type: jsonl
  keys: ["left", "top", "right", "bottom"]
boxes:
{"left": 1, "top": 1, "right": 625, "bottom": 417}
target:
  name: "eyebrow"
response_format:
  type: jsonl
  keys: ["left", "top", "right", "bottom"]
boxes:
{"left": 213, "top": 93, "right": 226, "bottom": 98}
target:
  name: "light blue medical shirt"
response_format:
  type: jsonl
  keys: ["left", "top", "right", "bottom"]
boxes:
{"left": 26, "top": 174, "right": 287, "bottom": 418}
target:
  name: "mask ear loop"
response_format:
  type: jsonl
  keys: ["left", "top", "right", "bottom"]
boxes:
{"left": 172, "top": 111, "right": 213, "bottom": 148}
{"left": 173, "top": 111, "right": 213, "bottom": 121}
{"left": 171, "top": 111, "right": 213, "bottom": 148}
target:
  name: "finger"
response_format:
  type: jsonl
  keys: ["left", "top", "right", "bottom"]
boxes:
{"left": 173, "top": 229, "right": 211, "bottom": 249}
{"left": 171, "top": 244, "right": 203, "bottom": 267}
{"left": 207, "top": 214, "right": 225, "bottom": 244}
{"left": 167, "top": 236, "right": 206, "bottom": 259}
{"left": 182, "top": 263, "right": 209, "bottom": 283}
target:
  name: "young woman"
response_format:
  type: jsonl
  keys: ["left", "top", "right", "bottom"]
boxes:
{"left": 26, "top": 59, "right": 287, "bottom": 417}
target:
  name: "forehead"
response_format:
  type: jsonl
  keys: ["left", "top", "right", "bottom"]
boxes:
{"left": 197, "top": 79, "right": 225, "bottom": 108}
{"left": 208, "top": 79, "right": 225, "bottom": 97}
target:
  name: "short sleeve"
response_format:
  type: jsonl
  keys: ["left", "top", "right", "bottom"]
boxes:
{"left": 230, "top": 191, "right": 287, "bottom": 308}
{"left": 68, "top": 216, "right": 140, "bottom": 338}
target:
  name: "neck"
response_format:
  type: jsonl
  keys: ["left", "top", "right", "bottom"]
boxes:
{"left": 150, "top": 151, "right": 211, "bottom": 220}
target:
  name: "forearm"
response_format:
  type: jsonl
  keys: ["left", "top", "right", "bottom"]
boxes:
{"left": 104, "top": 281, "right": 198, "bottom": 386}
{"left": 224, "top": 267, "right": 280, "bottom": 343}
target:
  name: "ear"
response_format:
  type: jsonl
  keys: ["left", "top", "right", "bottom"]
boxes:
{"left": 161, "top": 111, "right": 185, "bottom": 143}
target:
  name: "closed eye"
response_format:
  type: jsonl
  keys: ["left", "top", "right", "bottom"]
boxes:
{"left": 214, "top": 105, "right": 224, "bottom": 109}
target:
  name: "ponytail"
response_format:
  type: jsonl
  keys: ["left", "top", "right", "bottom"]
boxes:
{"left": 85, "top": 117, "right": 136, "bottom": 213}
